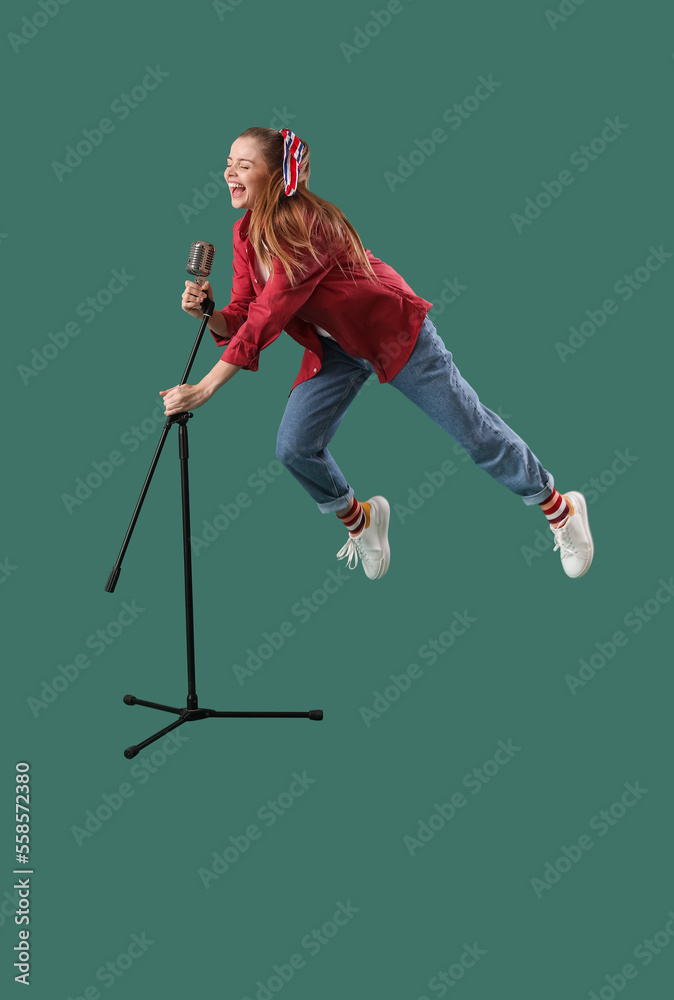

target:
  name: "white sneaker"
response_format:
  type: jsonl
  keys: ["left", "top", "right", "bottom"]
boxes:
{"left": 550, "top": 490, "right": 594, "bottom": 578}
{"left": 336, "top": 496, "right": 391, "bottom": 580}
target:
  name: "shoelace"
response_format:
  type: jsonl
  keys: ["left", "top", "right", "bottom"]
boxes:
{"left": 551, "top": 522, "right": 576, "bottom": 558}
{"left": 336, "top": 534, "right": 364, "bottom": 570}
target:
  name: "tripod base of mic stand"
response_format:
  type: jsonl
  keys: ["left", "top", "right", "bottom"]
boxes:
{"left": 121, "top": 695, "right": 323, "bottom": 759}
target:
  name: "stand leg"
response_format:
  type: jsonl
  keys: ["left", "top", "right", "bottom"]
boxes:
{"left": 123, "top": 715, "right": 189, "bottom": 759}
{"left": 123, "top": 695, "right": 183, "bottom": 715}
{"left": 206, "top": 710, "right": 324, "bottom": 720}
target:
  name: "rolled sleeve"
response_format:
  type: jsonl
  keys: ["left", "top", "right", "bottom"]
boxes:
{"left": 219, "top": 336, "right": 261, "bottom": 371}
{"left": 220, "top": 245, "right": 331, "bottom": 372}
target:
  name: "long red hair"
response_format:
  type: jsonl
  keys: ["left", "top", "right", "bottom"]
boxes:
{"left": 238, "top": 127, "right": 380, "bottom": 287}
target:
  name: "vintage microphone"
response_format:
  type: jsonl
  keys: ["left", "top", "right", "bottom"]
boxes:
{"left": 186, "top": 240, "right": 216, "bottom": 298}
{"left": 103, "top": 240, "right": 323, "bottom": 756}
{"left": 185, "top": 240, "right": 216, "bottom": 321}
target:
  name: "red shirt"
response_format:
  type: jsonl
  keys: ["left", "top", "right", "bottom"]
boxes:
{"left": 211, "top": 208, "right": 433, "bottom": 395}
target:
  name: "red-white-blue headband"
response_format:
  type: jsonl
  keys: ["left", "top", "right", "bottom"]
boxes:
{"left": 280, "top": 128, "right": 304, "bottom": 196}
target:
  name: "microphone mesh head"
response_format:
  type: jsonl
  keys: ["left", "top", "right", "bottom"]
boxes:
{"left": 186, "top": 241, "right": 216, "bottom": 278}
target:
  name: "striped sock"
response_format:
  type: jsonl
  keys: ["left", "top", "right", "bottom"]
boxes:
{"left": 540, "top": 489, "right": 574, "bottom": 528}
{"left": 336, "top": 497, "right": 371, "bottom": 536}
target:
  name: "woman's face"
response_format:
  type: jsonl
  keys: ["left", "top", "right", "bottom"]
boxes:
{"left": 224, "top": 138, "right": 270, "bottom": 211}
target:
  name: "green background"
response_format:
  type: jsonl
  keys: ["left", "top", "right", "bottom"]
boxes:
{"left": 2, "top": 0, "right": 673, "bottom": 997}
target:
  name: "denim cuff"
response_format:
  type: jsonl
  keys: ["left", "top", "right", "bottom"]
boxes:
{"left": 520, "top": 474, "right": 555, "bottom": 506}
{"left": 317, "top": 486, "right": 354, "bottom": 514}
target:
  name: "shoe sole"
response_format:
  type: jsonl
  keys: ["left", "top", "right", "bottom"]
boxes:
{"left": 564, "top": 490, "right": 594, "bottom": 578}
{"left": 368, "top": 495, "right": 391, "bottom": 580}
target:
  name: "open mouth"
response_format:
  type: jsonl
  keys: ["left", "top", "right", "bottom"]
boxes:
{"left": 229, "top": 184, "right": 246, "bottom": 197}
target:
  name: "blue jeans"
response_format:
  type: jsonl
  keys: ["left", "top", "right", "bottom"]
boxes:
{"left": 275, "top": 315, "right": 554, "bottom": 513}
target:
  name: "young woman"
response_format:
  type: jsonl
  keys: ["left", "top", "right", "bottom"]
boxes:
{"left": 160, "top": 127, "right": 594, "bottom": 581}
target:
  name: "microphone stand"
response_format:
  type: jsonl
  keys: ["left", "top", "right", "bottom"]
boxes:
{"left": 104, "top": 287, "right": 323, "bottom": 759}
